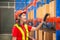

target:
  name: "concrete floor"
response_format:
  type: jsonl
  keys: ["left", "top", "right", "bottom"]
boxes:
{"left": 0, "top": 34, "right": 12, "bottom": 40}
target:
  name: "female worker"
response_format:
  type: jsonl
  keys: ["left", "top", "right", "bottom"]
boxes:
{"left": 12, "top": 10, "right": 44, "bottom": 40}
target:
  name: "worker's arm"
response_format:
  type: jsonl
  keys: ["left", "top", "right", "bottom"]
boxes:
{"left": 12, "top": 37, "right": 17, "bottom": 40}
{"left": 31, "top": 21, "right": 44, "bottom": 31}
{"left": 12, "top": 26, "right": 18, "bottom": 40}
{"left": 31, "top": 13, "right": 50, "bottom": 31}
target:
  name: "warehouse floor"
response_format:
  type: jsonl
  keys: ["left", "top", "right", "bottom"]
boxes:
{"left": 0, "top": 34, "right": 12, "bottom": 40}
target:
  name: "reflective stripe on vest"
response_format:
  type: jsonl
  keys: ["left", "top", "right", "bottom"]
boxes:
{"left": 24, "top": 24, "right": 29, "bottom": 40}
{"left": 14, "top": 24, "right": 29, "bottom": 40}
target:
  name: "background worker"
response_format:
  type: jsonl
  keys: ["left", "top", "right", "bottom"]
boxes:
{"left": 12, "top": 10, "right": 45, "bottom": 40}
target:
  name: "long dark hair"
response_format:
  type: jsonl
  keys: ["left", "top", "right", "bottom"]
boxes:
{"left": 43, "top": 13, "right": 50, "bottom": 21}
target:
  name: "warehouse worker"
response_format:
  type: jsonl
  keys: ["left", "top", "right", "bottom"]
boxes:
{"left": 12, "top": 10, "right": 44, "bottom": 40}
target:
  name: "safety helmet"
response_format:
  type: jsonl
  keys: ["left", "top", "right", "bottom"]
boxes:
{"left": 14, "top": 10, "right": 26, "bottom": 20}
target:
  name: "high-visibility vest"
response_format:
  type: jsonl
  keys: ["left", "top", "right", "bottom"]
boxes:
{"left": 14, "top": 24, "right": 29, "bottom": 40}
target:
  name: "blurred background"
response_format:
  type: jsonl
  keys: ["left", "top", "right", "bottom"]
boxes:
{"left": 0, "top": 0, "right": 60, "bottom": 40}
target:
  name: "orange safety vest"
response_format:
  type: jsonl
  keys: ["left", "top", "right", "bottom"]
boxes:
{"left": 14, "top": 24, "right": 29, "bottom": 40}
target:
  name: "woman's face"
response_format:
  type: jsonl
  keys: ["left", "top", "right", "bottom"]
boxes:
{"left": 20, "top": 13, "right": 27, "bottom": 22}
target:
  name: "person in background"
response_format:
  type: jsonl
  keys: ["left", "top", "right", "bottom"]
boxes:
{"left": 42, "top": 13, "right": 50, "bottom": 28}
